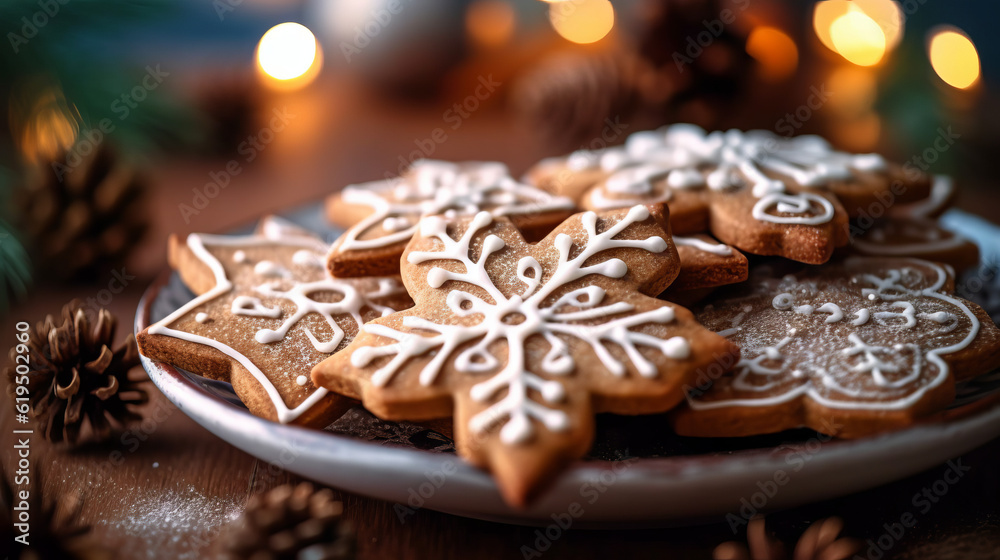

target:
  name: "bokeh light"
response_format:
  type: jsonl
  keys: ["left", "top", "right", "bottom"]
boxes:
{"left": 829, "top": 10, "right": 886, "bottom": 66}
{"left": 813, "top": 0, "right": 853, "bottom": 53}
{"left": 928, "top": 27, "right": 981, "bottom": 89}
{"left": 16, "top": 89, "right": 79, "bottom": 163}
{"left": 256, "top": 22, "right": 321, "bottom": 87}
{"left": 814, "top": 0, "right": 903, "bottom": 65}
{"left": 548, "top": 0, "right": 614, "bottom": 45}
{"left": 854, "top": 0, "right": 903, "bottom": 49}
{"left": 746, "top": 27, "right": 798, "bottom": 82}
{"left": 827, "top": 66, "right": 877, "bottom": 115}
{"left": 467, "top": 0, "right": 517, "bottom": 49}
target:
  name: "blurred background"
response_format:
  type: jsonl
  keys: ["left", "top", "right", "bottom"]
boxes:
{"left": 0, "top": 0, "right": 996, "bottom": 310}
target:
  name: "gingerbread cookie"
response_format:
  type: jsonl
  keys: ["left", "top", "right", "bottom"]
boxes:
{"left": 672, "top": 257, "right": 1000, "bottom": 439}
{"left": 888, "top": 175, "right": 956, "bottom": 220}
{"left": 137, "top": 217, "right": 413, "bottom": 427}
{"left": 528, "top": 125, "right": 933, "bottom": 264}
{"left": 312, "top": 205, "right": 739, "bottom": 505}
{"left": 850, "top": 216, "right": 979, "bottom": 272}
{"left": 670, "top": 234, "right": 748, "bottom": 293}
{"left": 326, "top": 159, "right": 575, "bottom": 277}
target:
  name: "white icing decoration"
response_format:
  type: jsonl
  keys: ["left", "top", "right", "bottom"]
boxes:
{"left": 874, "top": 301, "right": 917, "bottom": 328}
{"left": 233, "top": 250, "right": 248, "bottom": 264}
{"left": 232, "top": 296, "right": 282, "bottom": 318}
{"left": 254, "top": 260, "right": 291, "bottom": 279}
{"left": 296, "top": 375, "right": 308, "bottom": 386}
{"left": 851, "top": 309, "right": 871, "bottom": 326}
{"left": 292, "top": 249, "right": 325, "bottom": 269}
{"left": 853, "top": 216, "right": 969, "bottom": 256}
{"left": 816, "top": 303, "right": 844, "bottom": 323}
{"left": 751, "top": 193, "right": 835, "bottom": 225}
{"left": 252, "top": 278, "right": 401, "bottom": 352}
{"left": 147, "top": 223, "right": 406, "bottom": 424}
{"left": 688, "top": 257, "right": 982, "bottom": 412}
{"left": 566, "top": 124, "right": 881, "bottom": 223}
{"left": 673, "top": 236, "right": 733, "bottom": 257}
{"left": 351, "top": 206, "right": 685, "bottom": 445}
{"left": 905, "top": 175, "right": 954, "bottom": 219}
{"left": 195, "top": 313, "right": 210, "bottom": 324}
{"left": 336, "top": 160, "right": 574, "bottom": 251}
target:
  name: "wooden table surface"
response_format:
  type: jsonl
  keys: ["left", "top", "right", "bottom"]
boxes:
{"left": 4, "top": 77, "right": 1000, "bottom": 559}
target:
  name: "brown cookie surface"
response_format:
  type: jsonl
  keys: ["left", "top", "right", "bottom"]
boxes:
{"left": 672, "top": 257, "right": 1000, "bottom": 439}
{"left": 669, "top": 234, "right": 748, "bottom": 293}
{"left": 527, "top": 125, "right": 933, "bottom": 264}
{"left": 137, "top": 217, "right": 413, "bottom": 427}
{"left": 326, "top": 159, "right": 575, "bottom": 277}
{"left": 313, "top": 205, "right": 739, "bottom": 506}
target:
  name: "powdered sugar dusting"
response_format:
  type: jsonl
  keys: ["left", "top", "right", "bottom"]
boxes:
{"left": 689, "top": 257, "right": 985, "bottom": 412}
{"left": 97, "top": 485, "right": 243, "bottom": 559}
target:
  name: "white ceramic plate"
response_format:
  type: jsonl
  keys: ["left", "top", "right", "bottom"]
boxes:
{"left": 136, "top": 206, "right": 1000, "bottom": 526}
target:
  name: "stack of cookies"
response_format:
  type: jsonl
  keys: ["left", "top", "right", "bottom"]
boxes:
{"left": 137, "top": 125, "right": 1000, "bottom": 507}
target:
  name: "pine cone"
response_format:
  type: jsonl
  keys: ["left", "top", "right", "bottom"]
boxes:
{"left": 14, "top": 144, "right": 148, "bottom": 280}
{"left": 222, "top": 483, "right": 355, "bottom": 560}
{"left": 511, "top": 50, "right": 639, "bottom": 151}
{"left": 6, "top": 300, "right": 148, "bottom": 444}
{"left": 0, "top": 469, "right": 109, "bottom": 560}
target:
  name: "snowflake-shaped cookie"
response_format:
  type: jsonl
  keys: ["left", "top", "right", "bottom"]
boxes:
{"left": 528, "top": 124, "right": 932, "bottom": 264}
{"left": 137, "top": 217, "right": 412, "bottom": 427}
{"left": 326, "top": 159, "right": 575, "bottom": 277}
{"left": 672, "top": 257, "right": 1000, "bottom": 438}
{"left": 312, "top": 205, "right": 738, "bottom": 505}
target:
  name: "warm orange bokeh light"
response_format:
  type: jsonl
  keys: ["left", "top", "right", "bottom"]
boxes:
{"left": 16, "top": 89, "right": 79, "bottom": 162}
{"left": 854, "top": 0, "right": 903, "bottom": 49}
{"left": 466, "top": 0, "right": 516, "bottom": 48}
{"left": 814, "top": 0, "right": 903, "bottom": 66}
{"left": 928, "top": 27, "right": 981, "bottom": 89}
{"left": 827, "top": 66, "right": 877, "bottom": 115}
{"left": 256, "top": 22, "right": 323, "bottom": 90}
{"left": 829, "top": 10, "right": 886, "bottom": 66}
{"left": 548, "top": 0, "right": 614, "bottom": 45}
{"left": 746, "top": 27, "right": 798, "bottom": 82}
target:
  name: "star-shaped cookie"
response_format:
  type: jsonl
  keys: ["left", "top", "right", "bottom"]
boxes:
{"left": 137, "top": 217, "right": 413, "bottom": 427}
{"left": 672, "top": 257, "right": 1000, "bottom": 438}
{"left": 527, "top": 124, "right": 932, "bottom": 264}
{"left": 312, "top": 205, "right": 739, "bottom": 505}
{"left": 326, "top": 159, "right": 575, "bottom": 277}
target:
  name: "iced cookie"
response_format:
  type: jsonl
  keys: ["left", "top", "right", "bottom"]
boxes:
{"left": 312, "top": 205, "right": 739, "bottom": 505}
{"left": 137, "top": 217, "right": 413, "bottom": 427}
{"left": 527, "top": 125, "right": 933, "bottom": 264}
{"left": 850, "top": 216, "right": 979, "bottom": 272}
{"left": 672, "top": 257, "right": 1000, "bottom": 438}
{"left": 326, "top": 159, "right": 575, "bottom": 277}
{"left": 887, "top": 175, "right": 956, "bottom": 220}
{"left": 670, "top": 234, "right": 748, "bottom": 293}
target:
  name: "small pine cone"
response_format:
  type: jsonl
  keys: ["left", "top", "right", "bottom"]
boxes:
{"left": 511, "top": 50, "right": 639, "bottom": 151}
{"left": 223, "top": 483, "right": 355, "bottom": 560}
{"left": 6, "top": 300, "right": 148, "bottom": 444}
{"left": 14, "top": 144, "right": 148, "bottom": 280}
